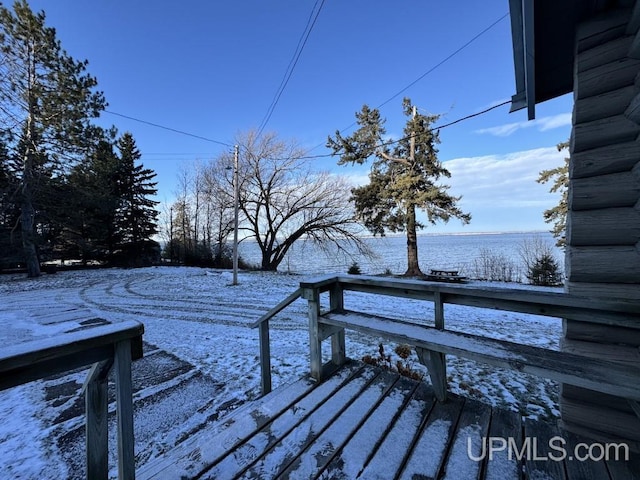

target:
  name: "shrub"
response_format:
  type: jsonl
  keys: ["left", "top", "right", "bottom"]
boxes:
{"left": 362, "top": 344, "right": 423, "bottom": 381}
{"left": 347, "top": 261, "right": 361, "bottom": 275}
{"left": 519, "top": 236, "right": 563, "bottom": 286}
{"left": 527, "top": 253, "right": 562, "bottom": 286}
{"left": 470, "top": 248, "right": 518, "bottom": 282}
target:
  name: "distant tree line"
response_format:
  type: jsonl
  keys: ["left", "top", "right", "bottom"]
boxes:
{"left": 162, "top": 158, "right": 236, "bottom": 268}
{"left": 0, "top": 1, "right": 159, "bottom": 275}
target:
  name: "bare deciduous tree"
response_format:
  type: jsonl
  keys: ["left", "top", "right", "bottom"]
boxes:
{"left": 222, "top": 130, "right": 371, "bottom": 271}
{"left": 200, "top": 158, "right": 235, "bottom": 263}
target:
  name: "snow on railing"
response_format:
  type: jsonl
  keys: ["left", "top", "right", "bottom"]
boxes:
{"left": 0, "top": 319, "right": 144, "bottom": 480}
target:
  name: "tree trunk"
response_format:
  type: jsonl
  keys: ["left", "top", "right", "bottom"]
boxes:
{"left": 404, "top": 203, "right": 422, "bottom": 276}
{"left": 261, "top": 256, "right": 278, "bottom": 271}
{"left": 22, "top": 107, "right": 40, "bottom": 278}
{"left": 21, "top": 194, "right": 40, "bottom": 278}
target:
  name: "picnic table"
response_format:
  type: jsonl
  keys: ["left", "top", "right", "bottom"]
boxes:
{"left": 426, "top": 269, "right": 468, "bottom": 283}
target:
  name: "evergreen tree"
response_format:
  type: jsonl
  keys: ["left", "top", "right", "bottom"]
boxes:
{"left": 527, "top": 253, "right": 562, "bottom": 286}
{"left": 0, "top": 136, "right": 21, "bottom": 268}
{"left": 66, "top": 138, "right": 121, "bottom": 262}
{"left": 537, "top": 141, "right": 569, "bottom": 248}
{"left": 0, "top": 136, "right": 12, "bottom": 221}
{"left": 115, "top": 132, "right": 159, "bottom": 265}
{"left": 0, "top": 1, "right": 106, "bottom": 276}
{"left": 328, "top": 98, "right": 470, "bottom": 276}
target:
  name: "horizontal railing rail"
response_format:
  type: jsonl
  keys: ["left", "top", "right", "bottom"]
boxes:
{"left": 299, "top": 275, "right": 640, "bottom": 328}
{"left": 0, "top": 319, "right": 144, "bottom": 480}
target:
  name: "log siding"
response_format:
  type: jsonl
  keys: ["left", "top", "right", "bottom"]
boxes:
{"left": 564, "top": 4, "right": 640, "bottom": 445}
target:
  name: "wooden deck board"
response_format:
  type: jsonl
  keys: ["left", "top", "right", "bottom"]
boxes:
{"left": 231, "top": 366, "right": 378, "bottom": 479}
{"left": 318, "top": 375, "right": 418, "bottom": 480}
{"left": 484, "top": 407, "right": 523, "bottom": 480}
{"left": 356, "top": 377, "right": 437, "bottom": 480}
{"left": 279, "top": 370, "right": 399, "bottom": 479}
{"left": 398, "top": 391, "right": 465, "bottom": 479}
{"left": 524, "top": 418, "right": 567, "bottom": 480}
{"left": 441, "top": 398, "right": 492, "bottom": 480}
{"left": 564, "top": 430, "right": 610, "bottom": 480}
{"left": 138, "top": 362, "right": 640, "bottom": 480}
{"left": 137, "top": 364, "right": 359, "bottom": 479}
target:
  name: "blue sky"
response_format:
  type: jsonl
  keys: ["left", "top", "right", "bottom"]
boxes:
{"left": 27, "top": 0, "right": 572, "bottom": 233}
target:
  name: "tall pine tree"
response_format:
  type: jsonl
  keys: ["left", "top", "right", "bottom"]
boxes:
{"left": 328, "top": 98, "right": 470, "bottom": 276}
{"left": 115, "top": 132, "right": 159, "bottom": 265}
{"left": 66, "top": 138, "right": 121, "bottom": 262}
{"left": 0, "top": 1, "right": 106, "bottom": 276}
{"left": 0, "top": 136, "right": 21, "bottom": 268}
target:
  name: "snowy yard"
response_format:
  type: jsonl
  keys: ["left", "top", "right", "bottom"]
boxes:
{"left": 0, "top": 266, "right": 562, "bottom": 478}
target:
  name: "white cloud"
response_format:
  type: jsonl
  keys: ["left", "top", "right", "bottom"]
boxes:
{"left": 537, "top": 113, "right": 572, "bottom": 131}
{"left": 443, "top": 146, "right": 565, "bottom": 208}
{"left": 475, "top": 113, "right": 572, "bottom": 137}
{"left": 342, "top": 172, "right": 370, "bottom": 188}
{"left": 332, "top": 145, "right": 567, "bottom": 233}
{"left": 480, "top": 97, "right": 512, "bottom": 110}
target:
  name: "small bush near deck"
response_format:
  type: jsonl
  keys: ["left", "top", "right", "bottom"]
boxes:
{"left": 527, "top": 253, "right": 562, "bottom": 286}
{"left": 519, "top": 236, "right": 563, "bottom": 286}
{"left": 363, "top": 343, "right": 423, "bottom": 381}
{"left": 347, "top": 262, "right": 361, "bottom": 275}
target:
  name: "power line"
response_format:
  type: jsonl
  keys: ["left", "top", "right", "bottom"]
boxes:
{"left": 376, "top": 13, "right": 510, "bottom": 109}
{"left": 308, "top": 11, "right": 510, "bottom": 153}
{"left": 103, "top": 99, "right": 510, "bottom": 163}
{"left": 256, "top": 0, "right": 326, "bottom": 138}
{"left": 104, "top": 110, "right": 234, "bottom": 147}
{"left": 296, "top": 99, "right": 512, "bottom": 161}
{"left": 257, "top": 0, "right": 320, "bottom": 135}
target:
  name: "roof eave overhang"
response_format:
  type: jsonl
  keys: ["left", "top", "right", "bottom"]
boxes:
{"left": 509, "top": 0, "right": 536, "bottom": 120}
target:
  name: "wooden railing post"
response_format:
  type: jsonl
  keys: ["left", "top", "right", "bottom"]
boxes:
{"left": 329, "top": 283, "right": 346, "bottom": 366}
{"left": 115, "top": 340, "right": 135, "bottom": 480}
{"left": 434, "top": 291, "right": 445, "bottom": 330}
{"left": 250, "top": 288, "right": 302, "bottom": 397}
{"left": 259, "top": 320, "right": 272, "bottom": 395}
{"left": 84, "top": 360, "right": 112, "bottom": 480}
{"left": 303, "top": 287, "right": 323, "bottom": 382}
{"left": 417, "top": 291, "right": 448, "bottom": 401}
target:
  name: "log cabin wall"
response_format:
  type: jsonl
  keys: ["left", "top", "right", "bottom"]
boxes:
{"left": 562, "top": 3, "right": 640, "bottom": 447}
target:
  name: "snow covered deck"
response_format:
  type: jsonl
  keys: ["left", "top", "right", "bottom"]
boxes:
{"left": 138, "top": 360, "right": 639, "bottom": 479}
{"left": 0, "top": 307, "right": 144, "bottom": 479}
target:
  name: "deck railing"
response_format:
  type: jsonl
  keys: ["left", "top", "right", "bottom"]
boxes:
{"left": 251, "top": 288, "right": 302, "bottom": 394}
{"left": 0, "top": 319, "right": 144, "bottom": 480}
{"left": 254, "top": 274, "right": 640, "bottom": 414}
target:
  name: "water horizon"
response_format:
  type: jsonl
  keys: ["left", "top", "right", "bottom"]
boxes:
{"left": 238, "top": 230, "right": 562, "bottom": 282}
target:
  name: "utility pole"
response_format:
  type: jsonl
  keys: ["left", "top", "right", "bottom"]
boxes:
{"left": 410, "top": 105, "right": 416, "bottom": 163}
{"left": 232, "top": 145, "right": 239, "bottom": 285}
{"left": 169, "top": 206, "right": 174, "bottom": 263}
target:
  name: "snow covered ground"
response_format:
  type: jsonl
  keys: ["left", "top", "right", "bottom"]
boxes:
{"left": 0, "top": 266, "right": 562, "bottom": 478}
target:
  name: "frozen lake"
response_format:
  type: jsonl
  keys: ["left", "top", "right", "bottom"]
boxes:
{"left": 238, "top": 231, "right": 562, "bottom": 281}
